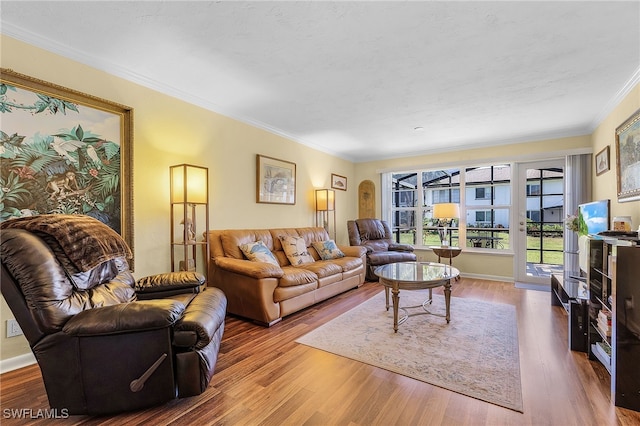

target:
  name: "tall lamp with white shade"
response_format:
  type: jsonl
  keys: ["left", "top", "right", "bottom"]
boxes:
{"left": 433, "top": 203, "right": 460, "bottom": 246}
{"left": 315, "top": 189, "right": 336, "bottom": 240}
{"left": 170, "top": 164, "right": 209, "bottom": 280}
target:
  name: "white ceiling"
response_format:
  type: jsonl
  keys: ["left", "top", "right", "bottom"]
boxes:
{"left": 2, "top": 1, "right": 639, "bottom": 162}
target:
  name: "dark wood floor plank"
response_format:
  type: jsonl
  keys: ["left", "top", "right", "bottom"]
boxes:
{"left": 2, "top": 278, "right": 640, "bottom": 425}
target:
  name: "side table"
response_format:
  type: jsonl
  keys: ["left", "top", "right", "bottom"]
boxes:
{"left": 429, "top": 246, "right": 462, "bottom": 280}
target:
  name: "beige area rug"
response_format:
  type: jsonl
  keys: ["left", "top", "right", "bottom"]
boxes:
{"left": 296, "top": 290, "right": 523, "bottom": 412}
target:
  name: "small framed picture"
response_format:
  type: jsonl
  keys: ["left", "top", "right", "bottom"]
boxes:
{"left": 256, "top": 154, "right": 296, "bottom": 204}
{"left": 331, "top": 173, "right": 347, "bottom": 191}
{"left": 595, "top": 145, "right": 610, "bottom": 176}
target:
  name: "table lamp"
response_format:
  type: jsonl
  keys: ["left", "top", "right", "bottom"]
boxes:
{"left": 433, "top": 203, "right": 460, "bottom": 246}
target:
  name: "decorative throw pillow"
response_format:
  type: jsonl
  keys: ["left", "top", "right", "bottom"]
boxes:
{"left": 278, "top": 235, "right": 315, "bottom": 265}
{"left": 312, "top": 240, "right": 345, "bottom": 260}
{"left": 239, "top": 241, "right": 279, "bottom": 266}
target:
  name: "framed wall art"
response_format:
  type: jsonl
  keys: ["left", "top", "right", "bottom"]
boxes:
{"left": 0, "top": 68, "right": 134, "bottom": 264}
{"left": 331, "top": 173, "right": 347, "bottom": 191}
{"left": 595, "top": 145, "right": 610, "bottom": 176}
{"left": 256, "top": 154, "right": 296, "bottom": 204}
{"left": 615, "top": 108, "right": 640, "bottom": 202}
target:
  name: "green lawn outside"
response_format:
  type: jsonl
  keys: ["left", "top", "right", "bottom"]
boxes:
{"left": 397, "top": 231, "right": 564, "bottom": 266}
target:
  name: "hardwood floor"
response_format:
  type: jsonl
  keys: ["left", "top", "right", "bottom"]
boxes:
{"left": 2, "top": 278, "right": 640, "bottom": 425}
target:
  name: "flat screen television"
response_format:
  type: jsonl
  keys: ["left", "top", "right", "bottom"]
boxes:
{"left": 578, "top": 199, "right": 610, "bottom": 236}
{"left": 577, "top": 199, "right": 610, "bottom": 274}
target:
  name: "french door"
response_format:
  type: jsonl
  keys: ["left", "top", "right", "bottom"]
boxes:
{"left": 515, "top": 160, "right": 565, "bottom": 286}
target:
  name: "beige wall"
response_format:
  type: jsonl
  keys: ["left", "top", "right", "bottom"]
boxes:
{"left": 1, "top": 34, "right": 638, "bottom": 363}
{"left": 591, "top": 83, "right": 640, "bottom": 226}
{"left": 0, "top": 35, "right": 356, "bottom": 360}
{"left": 353, "top": 135, "right": 593, "bottom": 278}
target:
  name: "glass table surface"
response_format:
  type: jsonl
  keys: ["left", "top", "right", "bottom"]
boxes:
{"left": 374, "top": 261, "right": 459, "bottom": 284}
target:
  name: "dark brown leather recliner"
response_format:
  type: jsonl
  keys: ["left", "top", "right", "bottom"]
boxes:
{"left": 347, "top": 218, "right": 417, "bottom": 280}
{"left": 0, "top": 214, "right": 227, "bottom": 415}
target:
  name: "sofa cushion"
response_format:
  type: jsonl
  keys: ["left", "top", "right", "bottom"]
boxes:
{"left": 328, "top": 256, "right": 363, "bottom": 272}
{"left": 364, "top": 240, "right": 390, "bottom": 252}
{"left": 311, "top": 240, "right": 345, "bottom": 260}
{"left": 368, "top": 251, "right": 417, "bottom": 266}
{"left": 357, "top": 219, "right": 387, "bottom": 240}
{"left": 274, "top": 281, "right": 317, "bottom": 303}
{"left": 220, "top": 229, "right": 274, "bottom": 260}
{"left": 298, "top": 261, "right": 342, "bottom": 278}
{"left": 279, "top": 266, "right": 318, "bottom": 287}
{"left": 239, "top": 241, "right": 279, "bottom": 266}
{"left": 279, "top": 235, "right": 315, "bottom": 265}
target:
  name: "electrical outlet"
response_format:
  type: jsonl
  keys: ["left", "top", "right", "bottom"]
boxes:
{"left": 6, "top": 319, "right": 23, "bottom": 338}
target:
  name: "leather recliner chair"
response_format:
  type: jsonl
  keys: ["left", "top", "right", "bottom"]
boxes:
{"left": 347, "top": 218, "right": 417, "bottom": 281}
{"left": 0, "top": 214, "right": 227, "bottom": 415}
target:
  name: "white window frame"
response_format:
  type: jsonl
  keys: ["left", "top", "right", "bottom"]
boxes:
{"left": 383, "top": 163, "right": 513, "bottom": 252}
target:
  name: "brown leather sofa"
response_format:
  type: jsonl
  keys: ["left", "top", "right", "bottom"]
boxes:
{"left": 347, "top": 218, "right": 417, "bottom": 280}
{"left": 0, "top": 214, "right": 227, "bottom": 415}
{"left": 207, "top": 227, "right": 366, "bottom": 326}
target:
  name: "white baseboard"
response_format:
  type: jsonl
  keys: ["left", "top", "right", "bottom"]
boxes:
{"left": 515, "top": 282, "right": 551, "bottom": 292}
{"left": 0, "top": 352, "right": 36, "bottom": 374}
{"left": 460, "top": 272, "right": 514, "bottom": 283}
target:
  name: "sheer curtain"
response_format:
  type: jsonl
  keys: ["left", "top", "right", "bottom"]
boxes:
{"left": 564, "top": 154, "right": 592, "bottom": 273}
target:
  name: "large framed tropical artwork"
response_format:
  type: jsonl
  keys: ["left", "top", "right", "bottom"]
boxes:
{"left": 0, "top": 69, "right": 134, "bottom": 262}
{"left": 615, "top": 108, "right": 640, "bottom": 202}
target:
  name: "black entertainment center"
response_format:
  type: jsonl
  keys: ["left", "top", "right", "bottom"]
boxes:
{"left": 552, "top": 233, "right": 640, "bottom": 412}
{"left": 552, "top": 198, "right": 640, "bottom": 411}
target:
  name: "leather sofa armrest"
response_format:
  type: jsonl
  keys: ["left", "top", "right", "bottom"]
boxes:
{"left": 174, "top": 287, "right": 227, "bottom": 349}
{"left": 135, "top": 272, "right": 205, "bottom": 298}
{"left": 62, "top": 299, "right": 185, "bottom": 336}
{"left": 215, "top": 257, "right": 284, "bottom": 279}
{"left": 338, "top": 245, "right": 367, "bottom": 258}
{"left": 363, "top": 241, "right": 390, "bottom": 253}
{"left": 359, "top": 243, "right": 374, "bottom": 253}
{"left": 388, "top": 243, "right": 415, "bottom": 252}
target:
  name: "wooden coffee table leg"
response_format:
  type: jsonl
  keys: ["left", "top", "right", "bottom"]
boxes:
{"left": 444, "top": 279, "right": 452, "bottom": 323}
{"left": 385, "top": 286, "right": 390, "bottom": 311}
{"left": 392, "top": 284, "right": 400, "bottom": 333}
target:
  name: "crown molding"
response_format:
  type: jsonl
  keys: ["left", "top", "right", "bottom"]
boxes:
{"left": 3, "top": 21, "right": 637, "bottom": 164}
{"left": 1, "top": 23, "right": 350, "bottom": 160}
{"left": 589, "top": 65, "right": 640, "bottom": 131}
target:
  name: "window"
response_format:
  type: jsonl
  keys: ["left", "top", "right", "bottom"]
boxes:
{"left": 390, "top": 173, "right": 419, "bottom": 244}
{"left": 527, "top": 210, "right": 541, "bottom": 222}
{"left": 525, "top": 167, "right": 564, "bottom": 264}
{"left": 475, "top": 187, "right": 490, "bottom": 200}
{"left": 527, "top": 184, "right": 541, "bottom": 196}
{"left": 464, "top": 165, "right": 511, "bottom": 250}
{"left": 385, "top": 164, "right": 511, "bottom": 251}
{"left": 475, "top": 210, "right": 490, "bottom": 222}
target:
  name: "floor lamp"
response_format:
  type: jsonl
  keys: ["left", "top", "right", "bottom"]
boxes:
{"left": 170, "top": 164, "right": 210, "bottom": 280}
{"left": 433, "top": 203, "right": 460, "bottom": 246}
{"left": 315, "top": 189, "right": 336, "bottom": 240}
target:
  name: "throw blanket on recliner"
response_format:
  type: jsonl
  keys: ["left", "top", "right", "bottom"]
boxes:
{"left": 1, "top": 214, "right": 132, "bottom": 271}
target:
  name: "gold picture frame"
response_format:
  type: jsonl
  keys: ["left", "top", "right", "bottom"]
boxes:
{"left": 595, "top": 145, "right": 610, "bottom": 176}
{"left": 0, "top": 68, "right": 135, "bottom": 266}
{"left": 615, "top": 108, "right": 640, "bottom": 202}
{"left": 331, "top": 173, "right": 347, "bottom": 191}
{"left": 256, "top": 154, "right": 296, "bottom": 204}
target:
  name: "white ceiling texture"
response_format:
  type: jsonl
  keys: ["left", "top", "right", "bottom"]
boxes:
{"left": 2, "top": 1, "right": 639, "bottom": 162}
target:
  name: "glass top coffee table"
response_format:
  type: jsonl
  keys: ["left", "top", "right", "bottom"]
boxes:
{"left": 374, "top": 261, "right": 460, "bottom": 333}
